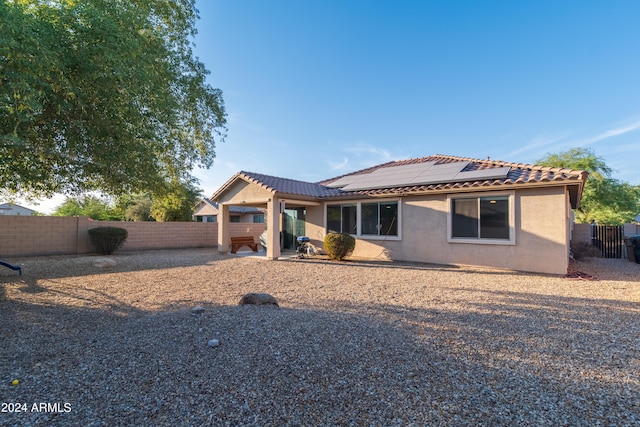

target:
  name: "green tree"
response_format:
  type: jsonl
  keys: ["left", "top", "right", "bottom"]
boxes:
{"left": 535, "top": 147, "right": 613, "bottom": 179}
{"left": 537, "top": 148, "right": 640, "bottom": 224}
{"left": 125, "top": 199, "right": 154, "bottom": 221}
{"left": 150, "top": 179, "right": 202, "bottom": 222}
{"left": 1, "top": 0, "right": 226, "bottom": 198}
{"left": 578, "top": 178, "right": 640, "bottom": 225}
{"left": 52, "top": 195, "right": 121, "bottom": 220}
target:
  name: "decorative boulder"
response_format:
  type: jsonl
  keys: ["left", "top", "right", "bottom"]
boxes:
{"left": 191, "top": 306, "right": 205, "bottom": 315}
{"left": 93, "top": 257, "right": 117, "bottom": 268}
{"left": 238, "top": 293, "right": 279, "bottom": 307}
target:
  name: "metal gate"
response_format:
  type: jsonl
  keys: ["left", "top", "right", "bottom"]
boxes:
{"left": 591, "top": 225, "right": 624, "bottom": 258}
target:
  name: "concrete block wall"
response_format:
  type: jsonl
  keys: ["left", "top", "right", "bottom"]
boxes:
{"left": 572, "top": 223, "right": 593, "bottom": 246}
{"left": 572, "top": 223, "right": 639, "bottom": 246}
{"left": 1, "top": 216, "right": 81, "bottom": 256}
{"left": 0, "top": 216, "right": 266, "bottom": 257}
{"left": 623, "top": 223, "right": 640, "bottom": 237}
{"left": 0, "top": 216, "right": 220, "bottom": 256}
{"left": 87, "top": 220, "right": 218, "bottom": 252}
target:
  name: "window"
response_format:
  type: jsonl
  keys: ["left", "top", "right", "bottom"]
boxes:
{"left": 449, "top": 194, "right": 514, "bottom": 244}
{"left": 230, "top": 215, "right": 240, "bottom": 223}
{"left": 480, "top": 197, "right": 510, "bottom": 239}
{"left": 253, "top": 214, "right": 264, "bottom": 223}
{"left": 362, "top": 202, "right": 398, "bottom": 236}
{"left": 326, "top": 200, "right": 399, "bottom": 238}
{"left": 327, "top": 204, "right": 357, "bottom": 234}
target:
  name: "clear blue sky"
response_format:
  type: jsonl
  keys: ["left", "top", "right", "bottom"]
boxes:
{"left": 20, "top": 0, "right": 640, "bottom": 212}
{"left": 192, "top": 0, "right": 640, "bottom": 194}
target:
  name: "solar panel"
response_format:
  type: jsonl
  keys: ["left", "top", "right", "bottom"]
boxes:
{"left": 325, "top": 175, "right": 358, "bottom": 187}
{"left": 335, "top": 161, "right": 511, "bottom": 191}
{"left": 340, "top": 161, "right": 463, "bottom": 191}
{"left": 454, "top": 167, "right": 511, "bottom": 181}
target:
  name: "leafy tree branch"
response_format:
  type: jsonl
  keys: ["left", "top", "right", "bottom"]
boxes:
{"left": 1, "top": 0, "right": 226, "bottom": 197}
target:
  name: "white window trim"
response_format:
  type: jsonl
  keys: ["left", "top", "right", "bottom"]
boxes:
{"left": 447, "top": 191, "right": 516, "bottom": 245}
{"left": 325, "top": 199, "right": 402, "bottom": 241}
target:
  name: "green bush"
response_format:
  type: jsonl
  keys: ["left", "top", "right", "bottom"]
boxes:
{"left": 88, "top": 227, "right": 128, "bottom": 255}
{"left": 323, "top": 233, "right": 356, "bottom": 261}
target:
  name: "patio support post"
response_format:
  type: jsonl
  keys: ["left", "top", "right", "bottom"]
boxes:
{"left": 217, "top": 204, "right": 231, "bottom": 253}
{"left": 266, "top": 197, "right": 281, "bottom": 260}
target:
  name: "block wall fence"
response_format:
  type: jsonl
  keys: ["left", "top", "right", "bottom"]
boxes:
{"left": 572, "top": 223, "right": 640, "bottom": 245}
{"left": 0, "top": 216, "right": 266, "bottom": 257}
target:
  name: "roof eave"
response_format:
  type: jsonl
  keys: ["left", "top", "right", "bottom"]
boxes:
{"left": 319, "top": 178, "right": 588, "bottom": 200}
{"left": 210, "top": 172, "right": 276, "bottom": 202}
{"left": 274, "top": 191, "right": 325, "bottom": 201}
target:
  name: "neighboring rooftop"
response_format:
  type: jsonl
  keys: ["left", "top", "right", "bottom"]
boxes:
{"left": 0, "top": 203, "right": 37, "bottom": 215}
{"left": 198, "top": 198, "right": 263, "bottom": 214}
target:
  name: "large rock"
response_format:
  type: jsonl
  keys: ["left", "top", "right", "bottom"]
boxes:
{"left": 238, "top": 293, "right": 279, "bottom": 307}
{"left": 93, "top": 257, "right": 117, "bottom": 268}
{"left": 191, "top": 306, "right": 205, "bottom": 315}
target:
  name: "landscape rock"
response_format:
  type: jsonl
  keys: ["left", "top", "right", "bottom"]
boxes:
{"left": 207, "top": 339, "right": 220, "bottom": 347}
{"left": 238, "top": 292, "right": 279, "bottom": 307}
{"left": 93, "top": 257, "right": 117, "bottom": 268}
{"left": 191, "top": 306, "right": 205, "bottom": 315}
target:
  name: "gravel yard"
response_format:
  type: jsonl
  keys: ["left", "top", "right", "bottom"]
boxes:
{"left": 1, "top": 249, "right": 639, "bottom": 426}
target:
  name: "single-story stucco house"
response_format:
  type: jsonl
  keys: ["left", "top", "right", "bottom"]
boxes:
{"left": 211, "top": 154, "right": 588, "bottom": 275}
{"left": 193, "top": 198, "right": 265, "bottom": 223}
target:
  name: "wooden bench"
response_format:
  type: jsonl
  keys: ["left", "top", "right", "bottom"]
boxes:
{"left": 230, "top": 236, "right": 259, "bottom": 254}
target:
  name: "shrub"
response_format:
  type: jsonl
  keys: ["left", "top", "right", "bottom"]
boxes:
{"left": 88, "top": 227, "right": 128, "bottom": 255}
{"left": 323, "top": 233, "right": 355, "bottom": 261}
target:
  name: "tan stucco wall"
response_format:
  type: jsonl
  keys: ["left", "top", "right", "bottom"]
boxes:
{"left": 305, "top": 205, "right": 326, "bottom": 249}
{"left": 217, "top": 180, "right": 273, "bottom": 205}
{"left": 314, "top": 187, "right": 571, "bottom": 275}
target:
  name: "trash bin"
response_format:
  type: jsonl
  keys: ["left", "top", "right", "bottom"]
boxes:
{"left": 625, "top": 236, "right": 640, "bottom": 263}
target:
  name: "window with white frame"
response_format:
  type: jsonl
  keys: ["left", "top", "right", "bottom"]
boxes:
{"left": 326, "top": 200, "right": 399, "bottom": 238}
{"left": 362, "top": 201, "right": 398, "bottom": 236}
{"left": 327, "top": 204, "right": 357, "bottom": 234}
{"left": 448, "top": 193, "right": 514, "bottom": 244}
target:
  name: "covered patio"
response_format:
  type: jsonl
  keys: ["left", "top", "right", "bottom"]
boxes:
{"left": 210, "top": 172, "right": 330, "bottom": 260}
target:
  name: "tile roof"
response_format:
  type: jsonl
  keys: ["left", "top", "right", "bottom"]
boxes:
{"left": 319, "top": 154, "right": 588, "bottom": 197}
{"left": 236, "top": 172, "right": 345, "bottom": 198}
{"left": 212, "top": 154, "right": 588, "bottom": 202}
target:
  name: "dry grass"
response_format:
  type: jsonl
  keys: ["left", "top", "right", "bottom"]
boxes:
{"left": 1, "top": 249, "right": 639, "bottom": 426}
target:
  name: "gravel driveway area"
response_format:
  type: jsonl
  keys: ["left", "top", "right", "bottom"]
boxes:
{"left": 1, "top": 249, "right": 639, "bottom": 426}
